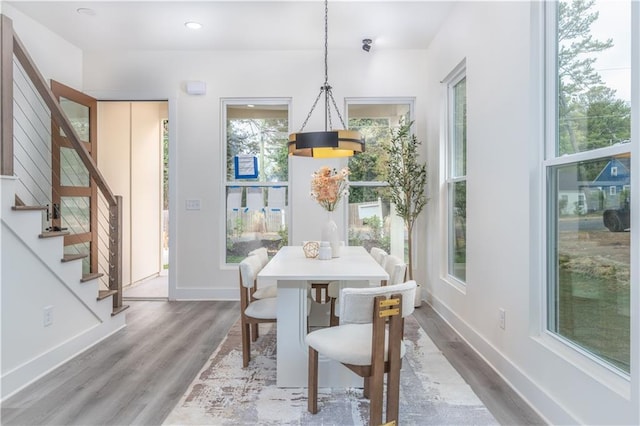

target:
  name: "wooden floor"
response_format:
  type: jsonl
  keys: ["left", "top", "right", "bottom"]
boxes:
{"left": 1, "top": 300, "right": 545, "bottom": 425}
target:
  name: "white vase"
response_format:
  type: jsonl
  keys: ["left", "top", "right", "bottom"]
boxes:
{"left": 321, "top": 213, "right": 340, "bottom": 258}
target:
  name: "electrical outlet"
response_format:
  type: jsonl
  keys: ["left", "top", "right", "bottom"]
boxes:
{"left": 499, "top": 308, "right": 506, "bottom": 330}
{"left": 43, "top": 305, "right": 53, "bottom": 327}
{"left": 185, "top": 199, "right": 201, "bottom": 210}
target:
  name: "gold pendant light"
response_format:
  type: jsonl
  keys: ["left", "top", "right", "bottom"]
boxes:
{"left": 288, "top": 0, "right": 365, "bottom": 157}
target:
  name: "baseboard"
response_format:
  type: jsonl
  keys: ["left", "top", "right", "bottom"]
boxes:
{"left": 171, "top": 287, "right": 238, "bottom": 301}
{"left": 1, "top": 317, "right": 126, "bottom": 401}
{"left": 425, "top": 291, "right": 573, "bottom": 425}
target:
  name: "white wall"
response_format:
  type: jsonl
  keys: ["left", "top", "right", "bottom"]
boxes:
{"left": 423, "top": 2, "right": 638, "bottom": 425}
{"left": 81, "top": 48, "right": 429, "bottom": 299}
{"left": 2, "top": 4, "right": 82, "bottom": 90}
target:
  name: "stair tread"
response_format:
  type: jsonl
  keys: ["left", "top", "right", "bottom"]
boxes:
{"left": 81, "top": 272, "right": 104, "bottom": 282}
{"left": 12, "top": 205, "right": 48, "bottom": 211}
{"left": 39, "top": 231, "right": 70, "bottom": 238}
{"left": 98, "top": 289, "right": 118, "bottom": 300}
{"left": 62, "top": 253, "right": 89, "bottom": 262}
{"left": 111, "top": 305, "right": 130, "bottom": 316}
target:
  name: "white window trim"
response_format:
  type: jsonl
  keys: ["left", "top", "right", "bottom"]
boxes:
{"left": 536, "top": 0, "right": 637, "bottom": 392}
{"left": 441, "top": 59, "right": 467, "bottom": 290}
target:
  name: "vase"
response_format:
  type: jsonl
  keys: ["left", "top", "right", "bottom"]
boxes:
{"left": 321, "top": 212, "right": 341, "bottom": 258}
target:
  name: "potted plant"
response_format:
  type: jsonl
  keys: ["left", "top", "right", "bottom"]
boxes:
{"left": 383, "top": 120, "right": 428, "bottom": 306}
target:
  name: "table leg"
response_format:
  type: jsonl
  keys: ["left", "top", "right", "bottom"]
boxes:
{"left": 276, "top": 279, "right": 368, "bottom": 388}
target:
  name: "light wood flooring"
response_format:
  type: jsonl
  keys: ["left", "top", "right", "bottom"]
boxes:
{"left": 1, "top": 300, "right": 545, "bottom": 425}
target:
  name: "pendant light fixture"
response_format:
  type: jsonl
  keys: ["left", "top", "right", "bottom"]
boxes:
{"left": 288, "top": 0, "right": 365, "bottom": 158}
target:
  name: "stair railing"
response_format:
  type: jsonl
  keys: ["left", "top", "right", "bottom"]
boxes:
{"left": 0, "top": 14, "right": 124, "bottom": 314}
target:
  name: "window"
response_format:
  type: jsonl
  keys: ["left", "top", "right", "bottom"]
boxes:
{"left": 444, "top": 63, "right": 467, "bottom": 283}
{"left": 346, "top": 100, "right": 413, "bottom": 260}
{"left": 546, "top": 1, "right": 632, "bottom": 374}
{"left": 223, "top": 100, "right": 290, "bottom": 264}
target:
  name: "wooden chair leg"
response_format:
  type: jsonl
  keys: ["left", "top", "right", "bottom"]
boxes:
{"left": 369, "top": 368, "right": 384, "bottom": 426}
{"left": 251, "top": 323, "right": 259, "bottom": 342}
{"left": 386, "top": 363, "right": 401, "bottom": 423}
{"left": 329, "top": 298, "right": 339, "bottom": 326}
{"left": 363, "top": 376, "right": 370, "bottom": 399}
{"left": 241, "top": 320, "right": 251, "bottom": 368}
{"left": 386, "top": 317, "right": 403, "bottom": 423}
{"left": 369, "top": 295, "right": 386, "bottom": 426}
{"left": 308, "top": 347, "right": 319, "bottom": 414}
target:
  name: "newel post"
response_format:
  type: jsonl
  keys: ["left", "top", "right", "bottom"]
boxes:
{"left": 109, "top": 195, "right": 123, "bottom": 310}
{"left": 1, "top": 14, "right": 14, "bottom": 176}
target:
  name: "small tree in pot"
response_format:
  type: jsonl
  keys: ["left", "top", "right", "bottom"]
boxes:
{"left": 383, "top": 120, "right": 428, "bottom": 285}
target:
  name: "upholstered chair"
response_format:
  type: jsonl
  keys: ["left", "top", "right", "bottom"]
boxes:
{"left": 306, "top": 281, "right": 417, "bottom": 425}
{"left": 248, "top": 248, "right": 277, "bottom": 300}
{"left": 246, "top": 248, "right": 277, "bottom": 341}
{"left": 381, "top": 254, "right": 407, "bottom": 286}
{"left": 328, "top": 252, "right": 405, "bottom": 326}
{"left": 239, "top": 255, "right": 277, "bottom": 368}
{"left": 369, "top": 247, "right": 388, "bottom": 266}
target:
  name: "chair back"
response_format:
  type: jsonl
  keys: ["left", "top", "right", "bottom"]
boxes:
{"left": 248, "top": 247, "right": 269, "bottom": 268}
{"left": 339, "top": 281, "right": 416, "bottom": 324}
{"left": 239, "top": 255, "right": 263, "bottom": 289}
{"left": 370, "top": 247, "right": 388, "bottom": 266}
{"left": 383, "top": 254, "right": 407, "bottom": 286}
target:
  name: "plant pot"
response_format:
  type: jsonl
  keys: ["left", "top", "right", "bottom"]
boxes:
{"left": 414, "top": 283, "right": 422, "bottom": 308}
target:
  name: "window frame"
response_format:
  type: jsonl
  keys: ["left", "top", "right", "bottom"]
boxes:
{"left": 221, "top": 98, "right": 292, "bottom": 267}
{"left": 541, "top": 0, "right": 635, "bottom": 380}
{"left": 443, "top": 60, "right": 467, "bottom": 288}
{"left": 345, "top": 97, "right": 415, "bottom": 262}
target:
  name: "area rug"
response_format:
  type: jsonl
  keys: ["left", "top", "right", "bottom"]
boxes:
{"left": 163, "top": 316, "right": 498, "bottom": 425}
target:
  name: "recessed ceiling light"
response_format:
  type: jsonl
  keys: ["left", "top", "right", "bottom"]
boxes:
{"left": 76, "top": 7, "right": 96, "bottom": 16}
{"left": 185, "top": 21, "right": 202, "bottom": 30}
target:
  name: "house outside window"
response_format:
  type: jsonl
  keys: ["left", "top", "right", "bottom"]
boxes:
{"left": 545, "top": 0, "right": 632, "bottom": 374}
{"left": 223, "top": 100, "right": 290, "bottom": 264}
{"left": 444, "top": 62, "right": 467, "bottom": 283}
{"left": 346, "top": 100, "right": 413, "bottom": 261}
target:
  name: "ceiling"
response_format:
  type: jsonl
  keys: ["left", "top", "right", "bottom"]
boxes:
{"left": 5, "top": 1, "right": 456, "bottom": 52}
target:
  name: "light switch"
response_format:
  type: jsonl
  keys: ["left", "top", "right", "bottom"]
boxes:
{"left": 185, "top": 199, "right": 201, "bottom": 210}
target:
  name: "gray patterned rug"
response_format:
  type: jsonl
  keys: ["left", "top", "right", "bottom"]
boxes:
{"left": 163, "top": 316, "right": 497, "bottom": 425}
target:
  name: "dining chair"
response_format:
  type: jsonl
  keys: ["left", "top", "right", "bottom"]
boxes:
{"left": 239, "top": 255, "right": 277, "bottom": 368}
{"left": 369, "top": 247, "right": 388, "bottom": 266}
{"left": 246, "top": 248, "right": 277, "bottom": 342}
{"left": 248, "top": 248, "right": 277, "bottom": 300}
{"left": 309, "top": 241, "right": 344, "bottom": 304}
{"left": 306, "top": 280, "right": 417, "bottom": 425}
{"left": 381, "top": 254, "right": 407, "bottom": 287}
{"left": 328, "top": 252, "right": 406, "bottom": 326}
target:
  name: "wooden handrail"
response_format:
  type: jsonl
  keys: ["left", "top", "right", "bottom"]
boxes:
{"left": 1, "top": 14, "right": 123, "bottom": 312}
{"left": 1, "top": 15, "right": 13, "bottom": 176}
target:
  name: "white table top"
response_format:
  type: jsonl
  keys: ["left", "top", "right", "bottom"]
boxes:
{"left": 258, "top": 245, "right": 388, "bottom": 281}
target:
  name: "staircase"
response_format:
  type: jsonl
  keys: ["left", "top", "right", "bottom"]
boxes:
{"left": 1, "top": 176, "right": 127, "bottom": 400}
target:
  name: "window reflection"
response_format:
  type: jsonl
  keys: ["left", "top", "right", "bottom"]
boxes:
{"left": 549, "top": 155, "right": 631, "bottom": 373}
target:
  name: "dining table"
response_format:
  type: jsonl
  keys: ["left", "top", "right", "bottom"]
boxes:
{"left": 257, "top": 245, "right": 389, "bottom": 388}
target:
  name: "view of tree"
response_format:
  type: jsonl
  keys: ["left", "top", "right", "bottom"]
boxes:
{"left": 226, "top": 118, "right": 288, "bottom": 181}
{"left": 558, "top": 0, "right": 630, "bottom": 156}
{"left": 347, "top": 118, "right": 392, "bottom": 203}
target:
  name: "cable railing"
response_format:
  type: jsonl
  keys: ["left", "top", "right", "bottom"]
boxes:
{"left": 1, "top": 14, "right": 124, "bottom": 313}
